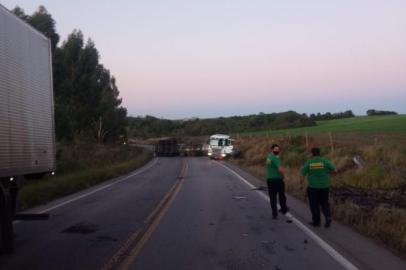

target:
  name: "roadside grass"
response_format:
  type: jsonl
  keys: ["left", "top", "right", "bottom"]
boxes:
{"left": 19, "top": 144, "right": 152, "bottom": 210}
{"left": 334, "top": 202, "right": 406, "bottom": 254}
{"left": 230, "top": 133, "right": 406, "bottom": 254}
{"left": 240, "top": 115, "right": 406, "bottom": 137}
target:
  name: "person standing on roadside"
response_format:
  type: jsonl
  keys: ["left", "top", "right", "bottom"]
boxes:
{"left": 266, "top": 144, "right": 289, "bottom": 219}
{"left": 301, "top": 147, "right": 337, "bottom": 228}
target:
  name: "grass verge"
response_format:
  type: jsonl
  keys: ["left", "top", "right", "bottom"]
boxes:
{"left": 230, "top": 133, "right": 406, "bottom": 255}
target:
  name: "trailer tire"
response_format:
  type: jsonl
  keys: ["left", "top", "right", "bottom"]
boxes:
{"left": 0, "top": 190, "right": 14, "bottom": 254}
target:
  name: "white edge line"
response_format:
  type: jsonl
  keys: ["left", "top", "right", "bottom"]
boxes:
{"left": 28, "top": 158, "right": 158, "bottom": 214}
{"left": 216, "top": 161, "right": 359, "bottom": 270}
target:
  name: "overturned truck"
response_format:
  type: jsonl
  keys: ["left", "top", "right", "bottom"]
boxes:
{"left": 153, "top": 138, "right": 180, "bottom": 156}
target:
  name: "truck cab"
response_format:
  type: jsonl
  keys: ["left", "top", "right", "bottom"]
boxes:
{"left": 207, "top": 134, "right": 234, "bottom": 159}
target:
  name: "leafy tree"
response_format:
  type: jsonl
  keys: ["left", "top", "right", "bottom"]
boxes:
{"left": 310, "top": 110, "right": 355, "bottom": 121}
{"left": 54, "top": 32, "right": 127, "bottom": 142}
{"left": 13, "top": 6, "right": 60, "bottom": 52}
{"left": 14, "top": 6, "right": 127, "bottom": 143}
{"left": 366, "top": 109, "right": 397, "bottom": 116}
{"left": 12, "top": 6, "right": 29, "bottom": 20}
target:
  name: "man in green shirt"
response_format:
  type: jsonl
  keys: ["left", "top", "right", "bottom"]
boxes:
{"left": 301, "top": 147, "right": 336, "bottom": 228}
{"left": 266, "top": 144, "right": 289, "bottom": 219}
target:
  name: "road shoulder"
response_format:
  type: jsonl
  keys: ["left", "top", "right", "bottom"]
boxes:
{"left": 21, "top": 158, "right": 159, "bottom": 215}
{"left": 222, "top": 160, "right": 406, "bottom": 270}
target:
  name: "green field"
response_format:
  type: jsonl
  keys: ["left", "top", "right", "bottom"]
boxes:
{"left": 245, "top": 115, "right": 406, "bottom": 136}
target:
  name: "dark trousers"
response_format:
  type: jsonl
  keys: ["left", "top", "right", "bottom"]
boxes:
{"left": 307, "top": 187, "right": 331, "bottom": 224}
{"left": 267, "top": 179, "right": 288, "bottom": 216}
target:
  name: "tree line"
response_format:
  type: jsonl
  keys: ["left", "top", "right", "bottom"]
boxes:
{"left": 128, "top": 108, "right": 400, "bottom": 139}
{"left": 366, "top": 109, "right": 398, "bottom": 116}
{"left": 13, "top": 6, "right": 127, "bottom": 143}
{"left": 128, "top": 111, "right": 316, "bottom": 138}
{"left": 309, "top": 110, "right": 354, "bottom": 121}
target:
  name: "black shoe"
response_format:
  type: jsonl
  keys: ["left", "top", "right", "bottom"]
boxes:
{"left": 309, "top": 221, "right": 321, "bottom": 227}
{"left": 272, "top": 215, "right": 278, "bottom": 220}
{"left": 325, "top": 219, "right": 332, "bottom": 228}
{"left": 279, "top": 207, "right": 289, "bottom": 215}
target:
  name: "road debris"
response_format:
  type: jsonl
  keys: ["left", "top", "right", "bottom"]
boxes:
{"left": 353, "top": 155, "right": 366, "bottom": 169}
{"left": 251, "top": 186, "right": 268, "bottom": 191}
{"left": 62, "top": 222, "right": 99, "bottom": 234}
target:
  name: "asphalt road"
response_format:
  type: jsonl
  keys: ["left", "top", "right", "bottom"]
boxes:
{"left": 0, "top": 158, "right": 181, "bottom": 270}
{"left": 0, "top": 157, "right": 404, "bottom": 270}
{"left": 131, "top": 158, "right": 345, "bottom": 270}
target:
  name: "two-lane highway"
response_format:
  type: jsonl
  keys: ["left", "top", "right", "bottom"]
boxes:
{"left": 130, "top": 158, "right": 345, "bottom": 270}
{"left": 1, "top": 157, "right": 403, "bottom": 270}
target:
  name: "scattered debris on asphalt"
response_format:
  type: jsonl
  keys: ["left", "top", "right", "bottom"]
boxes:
{"left": 62, "top": 222, "right": 99, "bottom": 234}
{"left": 251, "top": 186, "right": 268, "bottom": 191}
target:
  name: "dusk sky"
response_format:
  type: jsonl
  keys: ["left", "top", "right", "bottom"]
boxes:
{"left": 2, "top": 0, "right": 406, "bottom": 119}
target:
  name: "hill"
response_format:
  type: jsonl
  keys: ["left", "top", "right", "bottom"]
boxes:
{"left": 246, "top": 115, "right": 406, "bottom": 136}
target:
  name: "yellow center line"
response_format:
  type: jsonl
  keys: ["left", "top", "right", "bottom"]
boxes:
{"left": 101, "top": 159, "right": 188, "bottom": 270}
{"left": 101, "top": 229, "right": 142, "bottom": 270}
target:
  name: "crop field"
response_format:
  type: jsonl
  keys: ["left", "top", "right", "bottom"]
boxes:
{"left": 244, "top": 115, "right": 406, "bottom": 137}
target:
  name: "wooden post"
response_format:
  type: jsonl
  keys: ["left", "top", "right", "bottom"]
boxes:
{"left": 305, "top": 131, "right": 309, "bottom": 150}
{"left": 328, "top": 132, "right": 334, "bottom": 153}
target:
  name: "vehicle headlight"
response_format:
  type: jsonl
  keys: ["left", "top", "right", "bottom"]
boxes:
{"left": 208, "top": 152, "right": 212, "bottom": 156}
{"left": 221, "top": 153, "right": 226, "bottom": 157}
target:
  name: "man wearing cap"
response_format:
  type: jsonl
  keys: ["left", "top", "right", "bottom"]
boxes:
{"left": 301, "top": 147, "right": 336, "bottom": 228}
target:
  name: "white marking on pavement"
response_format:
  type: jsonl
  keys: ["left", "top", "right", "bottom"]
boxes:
{"left": 216, "top": 161, "right": 359, "bottom": 270}
{"left": 30, "top": 158, "right": 158, "bottom": 214}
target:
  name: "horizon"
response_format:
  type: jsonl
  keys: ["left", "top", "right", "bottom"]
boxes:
{"left": 2, "top": 0, "right": 406, "bottom": 118}
{"left": 128, "top": 110, "right": 403, "bottom": 121}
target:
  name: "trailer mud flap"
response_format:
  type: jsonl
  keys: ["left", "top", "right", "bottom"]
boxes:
{"left": 0, "top": 191, "right": 14, "bottom": 253}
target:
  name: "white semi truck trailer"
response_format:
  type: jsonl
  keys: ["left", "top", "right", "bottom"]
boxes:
{"left": 0, "top": 5, "right": 55, "bottom": 252}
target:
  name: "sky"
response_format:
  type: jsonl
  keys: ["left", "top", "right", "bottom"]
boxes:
{"left": 1, "top": 0, "right": 406, "bottom": 119}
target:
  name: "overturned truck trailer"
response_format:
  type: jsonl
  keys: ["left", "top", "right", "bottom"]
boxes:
{"left": 153, "top": 138, "right": 179, "bottom": 157}
{"left": 0, "top": 4, "right": 55, "bottom": 253}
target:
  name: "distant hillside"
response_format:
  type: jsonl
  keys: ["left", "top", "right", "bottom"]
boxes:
{"left": 247, "top": 115, "right": 406, "bottom": 136}
{"left": 127, "top": 111, "right": 315, "bottom": 138}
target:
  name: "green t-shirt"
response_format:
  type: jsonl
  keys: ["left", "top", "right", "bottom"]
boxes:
{"left": 301, "top": 156, "right": 336, "bottom": 188}
{"left": 266, "top": 154, "right": 283, "bottom": 180}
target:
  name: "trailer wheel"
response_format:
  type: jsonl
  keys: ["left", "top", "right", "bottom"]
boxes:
{"left": 0, "top": 191, "right": 14, "bottom": 253}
